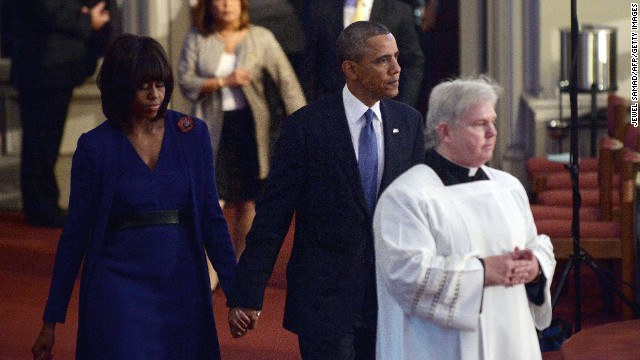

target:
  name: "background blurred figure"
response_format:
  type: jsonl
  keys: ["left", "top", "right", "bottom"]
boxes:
{"left": 414, "top": 0, "right": 460, "bottom": 116}
{"left": 10, "top": 0, "right": 110, "bottom": 227}
{"left": 373, "top": 76, "right": 555, "bottom": 359}
{"left": 248, "top": 0, "right": 305, "bottom": 149}
{"left": 248, "top": 0, "right": 304, "bottom": 69}
{"left": 31, "top": 34, "right": 238, "bottom": 360}
{"left": 178, "top": 0, "right": 305, "bottom": 284}
{"left": 300, "top": 0, "right": 424, "bottom": 108}
{"left": 227, "top": 21, "right": 424, "bottom": 359}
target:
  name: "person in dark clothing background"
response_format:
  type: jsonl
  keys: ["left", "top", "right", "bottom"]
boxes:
{"left": 300, "top": 0, "right": 424, "bottom": 108}
{"left": 247, "top": 0, "right": 306, "bottom": 153}
{"left": 10, "top": 0, "right": 110, "bottom": 227}
{"left": 410, "top": 0, "right": 460, "bottom": 116}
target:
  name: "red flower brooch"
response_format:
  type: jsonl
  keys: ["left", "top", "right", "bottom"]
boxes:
{"left": 177, "top": 116, "right": 195, "bottom": 133}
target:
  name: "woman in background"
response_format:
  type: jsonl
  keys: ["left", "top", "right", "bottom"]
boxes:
{"left": 178, "top": 0, "right": 306, "bottom": 288}
{"left": 32, "top": 34, "right": 237, "bottom": 360}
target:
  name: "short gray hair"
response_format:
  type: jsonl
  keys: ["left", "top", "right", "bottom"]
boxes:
{"left": 336, "top": 21, "right": 391, "bottom": 64}
{"left": 424, "top": 75, "right": 503, "bottom": 148}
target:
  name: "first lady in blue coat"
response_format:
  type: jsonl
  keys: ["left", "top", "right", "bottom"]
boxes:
{"left": 31, "top": 34, "right": 238, "bottom": 359}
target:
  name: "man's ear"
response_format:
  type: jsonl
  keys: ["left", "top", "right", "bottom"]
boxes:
{"left": 342, "top": 60, "right": 358, "bottom": 81}
{"left": 436, "top": 122, "right": 451, "bottom": 143}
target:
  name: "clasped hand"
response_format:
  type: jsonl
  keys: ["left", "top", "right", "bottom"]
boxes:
{"left": 224, "top": 69, "right": 251, "bottom": 88}
{"left": 483, "top": 247, "right": 540, "bottom": 287}
{"left": 228, "top": 307, "right": 260, "bottom": 338}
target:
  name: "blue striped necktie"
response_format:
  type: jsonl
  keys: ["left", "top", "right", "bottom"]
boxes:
{"left": 358, "top": 109, "right": 378, "bottom": 213}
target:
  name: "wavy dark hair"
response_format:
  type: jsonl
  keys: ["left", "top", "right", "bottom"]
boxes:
{"left": 97, "top": 34, "right": 174, "bottom": 129}
{"left": 192, "top": 0, "right": 250, "bottom": 36}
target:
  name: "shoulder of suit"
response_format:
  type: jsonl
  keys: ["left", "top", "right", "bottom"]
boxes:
{"left": 381, "top": 98, "right": 422, "bottom": 117}
{"left": 296, "top": 92, "right": 341, "bottom": 113}
{"left": 82, "top": 120, "right": 117, "bottom": 143}
{"left": 75, "top": 121, "right": 120, "bottom": 164}
{"left": 282, "top": 94, "right": 340, "bottom": 128}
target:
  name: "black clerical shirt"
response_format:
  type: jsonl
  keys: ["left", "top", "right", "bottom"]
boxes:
{"left": 424, "top": 148, "right": 546, "bottom": 305}
{"left": 424, "top": 148, "right": 489, "bottom": 185}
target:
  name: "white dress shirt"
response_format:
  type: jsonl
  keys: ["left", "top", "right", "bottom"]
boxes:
{"left": 343, "top": 85, "right": 385, "bottom": 191}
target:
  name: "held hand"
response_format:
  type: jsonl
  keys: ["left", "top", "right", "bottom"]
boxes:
{"left": 247, "top": 309, "right": 260, "bottom": 330}
{"left": 224, "top": 68, "right": 251, "bottom": 88}
{"left": 228, "top": 307, "right": 260, "bottom": 338}
{"left": 32, "top": 323, "right": 55, "bottom": 360}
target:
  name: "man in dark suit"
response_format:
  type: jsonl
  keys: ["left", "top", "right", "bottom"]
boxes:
{"left": 10, "top": 0, "right": 110, "bottom": 227}
{"left": 228, "top": 21, "right": 425, "bottom": 359}
{"left": 300, "top": 0, "right": 424, "bottom": 108}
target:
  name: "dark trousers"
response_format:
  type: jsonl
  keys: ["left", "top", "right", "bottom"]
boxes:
{"left": 18, "top": 87, "right": 73, "bottom": 219}
{"left": 297, "top": 323, "right": 376, "bottom": 360}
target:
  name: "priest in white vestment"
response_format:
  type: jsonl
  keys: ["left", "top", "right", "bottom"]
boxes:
{"left": 373, "top": 76, "right": 556, "bottom": 360}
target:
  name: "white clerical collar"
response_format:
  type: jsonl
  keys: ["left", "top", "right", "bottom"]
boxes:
{"left": 342, "top": 85, "right": 382, "bottom": 124}
{"left": 436, "top": 150, "right": 480, "bottom": 176}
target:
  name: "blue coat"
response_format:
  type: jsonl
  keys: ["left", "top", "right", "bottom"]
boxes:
{"left": 42, "top": 110, "right": 237, "bottom": 356}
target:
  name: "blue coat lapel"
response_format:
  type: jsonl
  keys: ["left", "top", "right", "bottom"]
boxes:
{"left": 380, "top": 99, "right": 402, "bottom": 190}
{"left": 165, "top": 111, "right": 203, "bottom": 249}
{"left": 81, "top": 121, "right": 124, "bottom": 278}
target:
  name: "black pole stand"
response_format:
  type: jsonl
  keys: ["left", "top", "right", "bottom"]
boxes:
{"left": 589, "top": 85, "right": 598, "bottom": 158}
{"left": 551, "top": 0, "right": 639, "bottom": 333}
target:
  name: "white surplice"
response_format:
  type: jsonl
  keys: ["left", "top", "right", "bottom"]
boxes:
{"left": 373, "top": 164, "right": 556, "bottom": 360}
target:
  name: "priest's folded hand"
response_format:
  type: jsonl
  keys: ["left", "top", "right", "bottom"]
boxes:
{"left": 511, "top": 247, "right": 541, "bottom": 284}
{"left": 482, "top": 253, "right": 529, "bottom": 287}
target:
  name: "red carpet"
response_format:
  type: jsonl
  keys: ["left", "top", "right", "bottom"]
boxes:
{"left": 0, "top": 211, "right": 298, "bottom": 360}
{"left": 0, "top": 211, "right": 626, "bottom": 359}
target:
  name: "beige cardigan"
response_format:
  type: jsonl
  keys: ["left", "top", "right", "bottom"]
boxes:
{"left": 178, "top": 25, "right": 306, "bottom": 179}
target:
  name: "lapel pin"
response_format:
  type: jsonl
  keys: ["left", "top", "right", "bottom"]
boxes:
{"left": 393, "top": 128, "right": 400, "bottom": 133}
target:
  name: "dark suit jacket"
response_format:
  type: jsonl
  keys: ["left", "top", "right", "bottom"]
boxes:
{"left": 248, "top": 0, "right": 304, "bottom": 56}
{"left": 228, "top": 92, "right": 425, "bottom": 341}
{"left": 300, "top": 0, "right": 425, "bottom": 107}
{"left": 43, "top": 110, "right": 237, "bottom": 324}
{"left": 10, "top": 0, "right": 104, "bottom": 90}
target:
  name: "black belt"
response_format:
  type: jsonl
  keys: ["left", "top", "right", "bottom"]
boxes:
{"left": 107, "top": 210, "right": 192, "bottom": 231}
